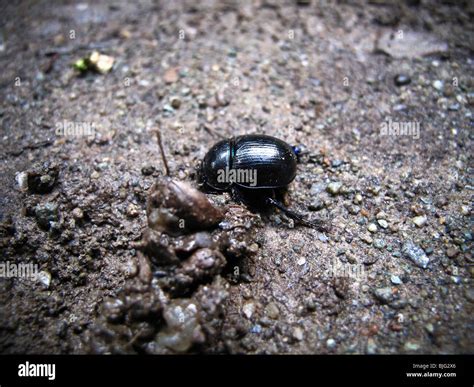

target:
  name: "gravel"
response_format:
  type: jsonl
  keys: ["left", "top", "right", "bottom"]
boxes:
{"left": 412, "top": 216, "right": 427, "bottom": 227}
{"left": 0, "top": 0, "right": 471, "bottom": 355}
{"left": 34, "top": 202, "right": 59, "bottom": 230}
{"left": 373, "top": 287, "right": 394, "bottom": 304}
{"left": 432, "top": 80, "right": 444, "bottom": 91}
{"left": 327, "top": 182, "right": 343, "bottom": 195}
{"left": 367, "top": 223, "right": 378, "bottom": 233}
{"left": 390, "top": 275, "right": 403, "bottom": 285}
{"left": 402, "top": 241, "right": 430, "bottom": 269}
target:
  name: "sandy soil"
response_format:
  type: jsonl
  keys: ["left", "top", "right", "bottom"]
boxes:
{"left": 0, "top": 0, "right": 472, "bottom": 354}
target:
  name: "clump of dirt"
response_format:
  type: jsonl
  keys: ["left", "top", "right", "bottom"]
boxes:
{"left": 87, "top": 177, "right": 261, "bottom": 353}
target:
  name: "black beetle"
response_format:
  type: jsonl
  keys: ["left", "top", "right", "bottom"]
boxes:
{"left": 198, "top": 134, "right": 326, "bottom": 230}
{"left": 201, "top": 134, "right": 297, "bottom": 190}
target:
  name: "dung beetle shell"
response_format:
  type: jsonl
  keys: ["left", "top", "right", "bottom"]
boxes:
{"left": 201, "top": 134, "right": 298, "bottom": 191}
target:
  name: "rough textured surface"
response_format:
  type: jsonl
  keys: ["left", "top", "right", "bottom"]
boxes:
{"left": 0, "top": 0, "right": 473, "bottom": 354}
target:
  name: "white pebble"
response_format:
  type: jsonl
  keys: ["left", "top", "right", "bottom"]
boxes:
{"left": 15, "top": 171, "right": 28, "bottom": 191}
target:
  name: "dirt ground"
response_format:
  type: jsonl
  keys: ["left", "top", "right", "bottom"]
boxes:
{"left": 0, "top": 0, "right": 472, "bottom": 354}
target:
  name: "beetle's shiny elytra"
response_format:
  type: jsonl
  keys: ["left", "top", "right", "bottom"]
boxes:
{"left": 201, "top": 134, "right": 298, "bottom": 191}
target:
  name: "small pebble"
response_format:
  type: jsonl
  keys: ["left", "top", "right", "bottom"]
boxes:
{"left": 326, "top": 338, "right": 337, "bottom": 349}
{"left": 432, "top": 80, "right": 444, "bottom": 91}
{"left": 373, "top": 287, "right": 394, "bottom": 304}
{"left": 424, "top": 323, "right": 435, "bottom": 334}
{"left": 327, "top": 182, "right": 343, "bottom": 195}
{"left": 292, "top": 327, "right": 304, "bottom": 341}
{"left": 170, "top": 96, "right": 181, "bottom": 109}
{"left": 318, "top": 234, "right": 329, "bottom": 242}
{"left": 141, "top": 165, "right": 155, "bottom": 176}
{"left": 36, "top": 270, "right": 51, "bottom": 289}
{"left": 250, "top": 324, "right": 262, "bottom": 334}
{"left": 374, "top": 239, "right": 385, "bottom": 249}
{"left": 367, "top": 223, "right": 378, "bottom": 233}
{"left": 446, "top": 247, "right": 459, "bottom": 258}
{"left": 347, "top": 205, "right": 360, "bottom": 215}
{"left": 390, "top": 275, "right": 402, "bottom": 285}
{"left": 402, "top": 241, "right": 430, "bottom": 269}
{"left": 35, "top": 202, "right": 59, "bottom": 230}
{"left": 412, "top": 216, "right": 427, "bottom": 227}
{"left": 243, "top": 302, "right": 255, "bottom": 319}
{"left": 394, "top": 74, "right": 411, "bottom": 87}
{"left": 456, "top": 94, "right": 466, "bottom": 104}
{"left": 163, "top": 67, "right": 179, "bottom": 84}
{"left": 265, "top": 303, "right": 280, "bottom": 319}
{"left": 297, "top": 257, "right": 306, "bottom": 266}
{"left": 354, "top": 193, "right": 363, "bottom": 204}
{"left": 460, "top": 205, "right": 470, "bottom": 215}
{"left": 72, "top": 207, "right": 84, "bottom": 220}
{"left": 393, "top": 104, "right": 407, "bottom": 111}
{"left": 377, "top": 219, "right": 388, "bottom": 229}
{"left": 15, "top": 171, "right": 28, "bottom": 191}
{"left": 163, "top": 104, "right": 174, "bottom": 113}
{"left": 404, "top": 341, "right": 420, "bottom": 352}
{"left": 126, "top": 204, "right": 139, "bottom": 218}
{"left": 451, "top": 276, "right": 461, "bottom": 284}
{"left": 249, "top": 243, "right": 259, "bottom": 253}
{"left": 88, "top": 51, "right": 115, "bottom": 74}
{"left": 308, "top": 199, "right": 326, "bottom": 211}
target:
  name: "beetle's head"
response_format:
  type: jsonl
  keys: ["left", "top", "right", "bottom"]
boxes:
{"left": 292, "top": 145, "right": 307, "bottom": 163}
{"left": 199, "top": 139, "right": 232, "bottom": 191}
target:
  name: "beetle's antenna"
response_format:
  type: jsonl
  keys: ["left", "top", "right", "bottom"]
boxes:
{"left": 266, "top": 197, "right": 329, "bottom": 232}
{"left": 155, "top": 129, "right": 170, "bottom": 176}
{"left": 201, "top": 123, "right": 226, "bottom": 139}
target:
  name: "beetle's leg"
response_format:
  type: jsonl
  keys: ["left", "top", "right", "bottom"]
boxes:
{"left": 232, "top": 187, "right": 271, "bottom": 208}
{"left": 266, "top": 197, "right": 329, "bottom": 232}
